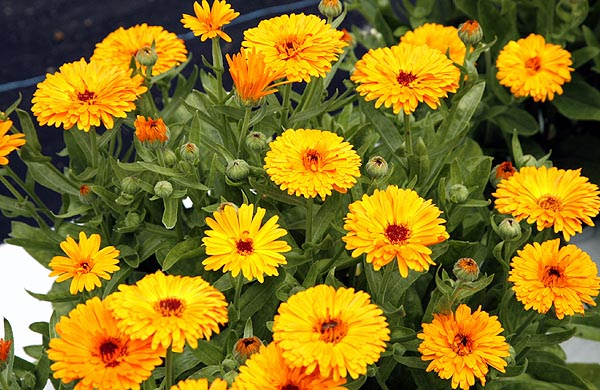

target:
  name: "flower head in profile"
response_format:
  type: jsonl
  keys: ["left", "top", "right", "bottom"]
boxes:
{"left": 231, "top": 342, "right": 347, "bottom": 390}
{"left": 0, "top": 338, "right": 11, "bottom": 363}
{"left": 272, "top": 285, "right": 390, "bottom": 381}
{"left": 107, "top": 270, "right": 228, "bottom": 352}
{"left": 242, "top": 13, "right": 348, "bottom": 82}
{"left": 352, "top": 42, "right": 460, "bottom": 114}
{"left": 496, "top": 33, "right": 573, "bottom": 102}
{"left": 31, "top": 58, "right": 147, "bottom": 131}
{"left": 492, "top": 165, "right": 600, "bottom": 241}
{"left": 49, "top": 231, "right": 120, "bottom": 295}
{"left": 233, "top": 336, "right": 263, "bottom": 363}
{"left": 264, "top": 129, "right": 361, "bottom": 199}
{"left": 134, "top": 115, "right": 169, "bottom": 144}
{"left": 418, "top": 304, "right": 510, "bottom": 390}
{"left": 227, "top": 47, "right": 288, "bottom": 107}
{"left": 172, "top": 378, "right": 229, "bottom": 390}
{"left": 91, "top": 24, "right": 188, "bottom": 76}
{"left": 509, "top": 239, "right": 600, "bottom": 319}
{"left": 181, "top": 0, "right": 240, "bottom": 42}
{"left": 400, "top": 23, "right": 467, "bottom": 64}
{"left": 48, "top": 297, "right": 164, "bottom": 390}
{"left": 0, "top": 116, "right": 26, "bottom": 165}
{"left": 343, "top": 185, "right": 449, "bottom": 277}
{"left": 203, "top": 203, "right": 291, "bottom": 283}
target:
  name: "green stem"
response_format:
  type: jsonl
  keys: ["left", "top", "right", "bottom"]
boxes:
{"left": 403, "top": 113, "right": 413, "bottom": 157}
{"left": 280, "top": 83, "right": 293, "bottom": 129}
{"left": 379, "top": 260, "right": 395, "bottom": 305}
{"left": 165, "top": 346, "right": 173, "bottom": 390}
{"left": 306, "top": 197, "right": 314, "bottom": 244}
{"left": 237, "top": 107, "right": 252, "bottom": 157}
{"left": 89, "top": 127, "right": 99, "bottom": 169}
{"left": 0, "top": 175, "right": 49, "bottom": 229}
{"left": 233, "top": 273, "right": 244, "bottom": 311}
{"left": 0, "top": 370, "right": 9, "bottom": 390}
{"left": 157, "top": 148, "right": 167, "bottom": 167}
{"left": 212, "top": 37, "right": 224, "bottom": 103}
{"left": 4, "top": 166, "right": 53, "bottom": 218}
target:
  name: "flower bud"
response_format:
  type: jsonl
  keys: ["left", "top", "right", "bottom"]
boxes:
{"left": 162, "top": 149, "right": 177, "bottom": 166}
{"left": 366, "top": 155, "right": 388, "bottom": 179}
{"left": 79, "top": 184, "right": 94, "bottom": 204}
{"left": 121, "top": 176, "right": 139, "bottom": 194}
{"left": 246, "top": 131, "right": 268, "bottom": 152}
{"left": 233, "top": 336, "right": 263, "bottom": 364}
{"left": 135, "top": 44, "right": 158, "bottom": 67}
{"left": 489, "top": 161, "right": 516, "bottom": 187}
{"left": 453, "top": 257, "right": 480, "bottom": 282}
{"left": 154, "top": 180, "right": 173, "bottom": 198}
{"left": 458, "top": 20, "right": 483, "bottom": 46}
{"left": 124, "top": 212, "right": 142, "bottom": 228}
{"left": 498, "top": 217, "right": 521, "bottom": 241}
{"left": 115, "top": 192, "right": 135, "bottom": 206}
{"left": 448, "top": 184, "right": 469, "bottom": 204}
{"left": 518, "top": 154, "right": 537, "bottom": 168}
{"left": 180, "top": 142, "right": 200, "bottom": 163}
{"left": 22, "top": 371, "right": 36, "bottom": 389}
{"left": 0, "top": 338, "right": 11, "bottom": 371}
{"left": 319, "top": 0, "right": 343, "bottom": 19}
{"left": 217, "top": 201, "right": 238, "bottom": 214}
{"left": 226, "top": 159, "right": 250, "bottom": 181}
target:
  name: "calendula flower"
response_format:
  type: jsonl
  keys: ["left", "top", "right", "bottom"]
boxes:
{"left": 134, "top": 115, "right": 169, "bottom": 144}
{"left": 272, "top": 285, "right": 390, "bottom": 381}
{"left": 172, "top": 378, "right": 229, "bottom": 390}
{"left": 31, "top": 58, "right": 147, "bottom": 131}
{"left": 343, "top": 185, "right": 449, "bottom": 277}
{"left": 202, "top": 203, "right": 291, "bottom": 283}
{"left": 181, "top": 0, "right": 240, "bottom": 42}
{"left": 509, "top": 239, "right": 600, "bottom": 319}
{"left": 352, "top": 43, "right": 460, "bottom": 115}
{"left": 227, "top": 47, "right": 287, "bottom": 106}
{"left": 231, "top": 342, "right": 347, "bottom": 390}
{"left": 492, "top": 165, "right": 600, "bottom": 241}
{"left": 242, "top": 13, "right": 348, "bottom": 82}
{"left": 0, "top": 338, "right": 11, "bottom": 363}
{"left": 400, "top": 23, "right": 467, "bottom": 64}
{"left": 0, "top": 116, "right": 26, "bottom": 165}
{"left": 107, "top": 270, "right": 228, "bottom": 352}
{"left": 48, "top": 297, "right": 164, "bottom": 390}
{"left": 233, "top": 336, "right": 263, "bottom": 363}
{"left": 49, "top": 231, "right": 120, "bottom": 295}
{"left": 264, "top": 129, "right": 361, "bottom": 199}
{"left": 418, "top": 304, "right": 510, "bottom": 390}
{"left": 496, "top": 33, "right": 573, "bottom": 102}
{"left": 91, "top": 24, "right": 188, "bottom": 76}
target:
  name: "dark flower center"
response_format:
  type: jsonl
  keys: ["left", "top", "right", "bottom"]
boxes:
{"left": 302, "top": 149, "right": 322, "bottom": 172}
{"left": 282, "top": 385, "right": 300, "bottom": 390}
{"left": 78, "top": 260, "right": 91, "bottom": 274}
{"left": 385, "top": 224, "right": 411, "bottom": 245}
{"left": 526, "top": 56, "right": 542, "bottom": 72}
{"left": 155, "top": 297, "right": 185, "bottom": 317}
{"left": 236, "top": 233, "right": 254, "bottom": 256}
{"left": 397, "top": 71, "right": 418, "bottom": 87}
{"left": 538, "top": 195, "right": 563, "bottom": 212}
{"left": 542, "top": 266, "right": 565, "bottom": 287}
{"left": 318, "top": 318, "right": 347, "bottom": 344}
{"left": 279, "top": 35, "right": 303, "bottom": 59}
{"left": 77, "top": 90, "right": 96, "bottom": 103}
{"left": 452, "top": 333, "right": 473, "bottom": 356}
{"left": 98, "top": 338, "right": 125, "bottom": 367}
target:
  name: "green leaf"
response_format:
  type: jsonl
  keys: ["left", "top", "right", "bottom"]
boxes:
{"left": 527, "top": 327, "right": 577, "bottom": 347}
{"left": 26, "top": 289, "right": 78, "bottom": 303}
{"left": 572, "top": 46, "right": 600, "bottom": 68}
{"left": 568, "top": 363, "right": 600, "bottom": 390}
{"left": 190, "top": 340, "right": 224, "bottom": 366}
{"left": 440, "top": 82, "right": 486, "bottom": 138}
{"left": 553, "top": 78, "right": 600, "bottom": 121}
{"left": 527, "top": 361, "right": 594, "bottom": 390}
{"left": 162, "top": 197, "right": 179, "bottom": 229}
{"left": 162, "top": 236, "right": 203, "bottom": 271}
{"left": 16, "top": 108, "right": 42, "bottom": 153}
{"left": 491, "top": 108, "right": 540, "bottom": 136}
{"left": 359, "top": 100, "right": 403, "bottom": 154}
{"left": 23, "top": 161, "right": 80, "bottom": 195}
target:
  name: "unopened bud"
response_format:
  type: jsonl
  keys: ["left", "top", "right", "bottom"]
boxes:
{"left": 319, "top": 0, "right": 343, "bottom": 19}
{"left": 246, "top": 131, "right": 268, "bottom": 152}
{"left": 458, "top": 20, "right": 483, "bottom": 46}
{"left": 135, "top": 44, "right": 158, "bottom": 67}
{"left": 115, "top": 192, "right": 135, "bottom": 206}
{"left": 366, "top": 155, "right": 388, "bottom": 178}
{"left": 124, "top": 212, "right": 142, "bottom": 228}
{"left": 154, "top": 180, "right": 173, "bottom": 198}
{"left": 0, "top": 338, "right": 11, "bottom": 370}
{"left": 121, "top": 176, "right": 139, "bottom": 194}
{"left": 448, "top": 184, "right": 469, "bottom": 204}
{"left": 180, "top": 142, "right": 199, "bottom": 163}
{"left": 226, "top": 159, "right": 250, "bottom": 181}
{"left": 518, "top": 154, "right": 537, "bottom": 168}
{"left": 498, "top": 217, "right": 521, "bottom": 241}
{"left": 22, "top": 371, "right": 36, "bottom": 389}
{"left": 453, "top": 257, "right": 480, "bottom": 282}
{"left": 489, "top": 161, "right": 516, "bottom": 187}
{"left": 79, "top": 184, "right": 94, "bottom": 204}
{"left": 233, "top": 336, "right": 263, "bottom": 364}
{"left": 217, "top": 202, "right": 238, "bottom": 214}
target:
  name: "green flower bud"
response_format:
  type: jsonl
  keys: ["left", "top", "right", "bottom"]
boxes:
{"left": 180, "top": 142, "right": 200, "bottom": 163}
{"left": 319, "top": 0, "right": 343, "bottom": 19}
{"left": 453, "top": 257, "right": 480, "bottom": 282}
{"left": 226, "top": 159, "right": 250, "bottom": 181}
{"left": 506, "top": 345, "right": 516, "bottom": 366}
{"left": 448, "top": 184, "right": 469, "bottom": 204}
{"left": 162, "top": 149, "right": 177, "bottom": 166}
{"left": 124, "top": 212, "right": 142, "bottom": 228}
{"left": 246, "top": 131, "right": 268, "bottom": 152}
{"left": 518, "top": 154, "right": 537, "bottom": 168}
{"left": 78, "top": 184, "right": 94, "bottom": 204}
{"left": 121, "top": 176, "right": 139, "bottom": 194}
{"left": 115, "top": 192, "right": 135, "bottom": 206}
{"left": 22, "top": 371, "right": 36, "bottom": 389}
{"left": 366, "top": 155, "right": 389, "bottom": 178}
{"left": 498, "top": 217, "right": 522, "bottom": 241}
{"left": 135, "top": 44, "right": 158, "bottom": 67}
{"left": 458, "top": 20, "right": 483, "bottom": 46}
{"left": 154, "top": 180, "right": 173, "bottom": 198}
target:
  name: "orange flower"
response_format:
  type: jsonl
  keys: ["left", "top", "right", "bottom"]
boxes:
{"left": 134, "top": 116, "right": 169, "bottom": 144}
{"left": 181, "top": 0, "right": 240, "bottom": 42}
{"left": 0, "top": 338, "right": 11, "bottom": 363}
{"left": 0, "top": 116, "right": 26, "bottom": 165}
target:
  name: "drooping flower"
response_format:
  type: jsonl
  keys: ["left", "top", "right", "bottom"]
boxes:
{"left": 47, "top": 297, "right": 164, "bottom": 390}
{"left": 172, "top": 378, "right": 229, "bottom": 390}
{"left": 202, "top": 203, "right": 291, "bottom": 283}
{"left": 181, "top": 0, "right": 240, "bottom": 43}
{"left": 492, "top": 165, "right": 600, "bottom": 241}
{"left": 91, "top": 24, "right": 188, "bottom": 76}
{"left": 134, "top": 115, "right": 169, "bottom": 144}
{"left": 242, "top": 13, "right": 348, "bottom": 82}
{"left": 49, "top": 231, "right": 120, "bottom": 295}
{"left": 231, "top": 342, "right": 348, "bottom": 390}
{"left": 352, "top": 42, "right": 460, "bottom": 115}
{"left": 31, "top": 58, "right": 147, "bottom": 131}
{"left": 509, "top": 239, "right": 600, "bottom": 319}
{"left": 264, "top": 129, "right": 361, "bottom": 199}
{"left": 489, "top": 161, "right": 516, "bottom": 187}
{"left": 0, "top": 116, "right": 26, "bottom": 165}
{"left": 107, "top": 270, "right": 228, "bottom": 352}
{"left": 496, "top": 33, "right": 573, "bottom": 102}
{"left": 226, "top": 47, "right": 287, "bottom": 106}
{"left": 400, "top": 23, "right": 467, "bottom": 64}
{"left": 233, "top": 336, "right": 263, "bottom": 363}
{"left": 272, "top": 285, "right": 390, "bottom": 381}
{"left": 343, "top": 185, "right": 449, "bottom": 277}
{"left": 418, "top": 304, "right": 510, "bottom": 390}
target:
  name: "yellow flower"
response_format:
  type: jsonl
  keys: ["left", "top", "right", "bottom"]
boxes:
{"left": 134, "top": 115, "right": 169, "bottom": 144}
{"left": 181, "top": 0, "right": 240, "bottom": 43}
{"left": 352, "top": 42, "right": 460, "bottom": 115}
{"left": 242, "top": 13, "right": 348, "bottom": 82}
{"left": 509, "top": 239, "right": 600, "bottom": 319}
{"left": 0, "top": 117, "right": 26, "bottom": 165}
{"left": 343, "top": 185, "right": 449, "bottom": 277}
{"left": 496, "top": 33, "right": 573, "bottom": 102}
{"left": 202, "top": 203, "right": 291, "bottom": 283}
{"left": 264, "top": 129, "right": 361, "bottom": 199}
{"left": 231, "top": 342, "right": 348, "bottom": 390}
{"left": 226, "top": 47, "right": 288, "bottom": 106}
{"left": 272, "top": 285, "right": 390, "bottom": 381}
{"left": 107, "top": 270, "right": 228, "bottom": 352}
{"left": 91, "top": 23, "right": 188, "bottom": 76}
{"left": 400, "top": 23, "right": 467, "bottom": 64}
{"left": 492, "top": 165, "right": 600, "bottom": 241}
{"left": 31, "top": 58, "right": 147, "bottom": 131}
{"left": 49, "top": 231, "right": 120, "bottom": 295}
{"left": 48, "top": 297, "right": 164, "bottom": 390}
{"left": 172, "top": 378, "right": 229, "bottom": 390}
{"left": 418, "top": 304, "right": 510, "bottom": 390}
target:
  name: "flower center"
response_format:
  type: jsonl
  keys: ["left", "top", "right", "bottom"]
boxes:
{"left": 538, "top": 195, "right": 563, "bottom": 212}
{"left": 452, "top": 333, "right": 473, "bottom": 356}
{"left": 278, "top": 35, "right": 303, "bottom": 59}
{"left": 385, "top": 223, "right": 411, "bottom": 245}
{"left": 542, "top": 266, "right": 565, "bottom": 287}
{"left": 397, "top": 71, "right": 418, "bottom": 87}
{"left": 77, "top": 258, "right": 92, "bottom": 274}
{"left": 77, "top": 90, "right": 96, "bottom": 103}
{"left": 302, "top": 149, "right": 322, "bottom": 172}
{"left": 236, "top": 232, "right": 254, "bottom": 256}
{"left": 281, "top": 385, "right": 300, "bottom": 390}
{"left": 98, "top": 338, "right": 125, "bottom": 368}
{"left": 155, "top": 297, "right": 186, "bottom": 317}
{"left": 525, "top": 56, "right": 542, "bottom": 72}
{"left": 318, "top": 318, "right": 348, "bottom": 344}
